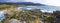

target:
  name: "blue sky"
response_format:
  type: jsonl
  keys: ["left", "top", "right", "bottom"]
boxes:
{"left": 0, "top": 0, "right": 60, "bottom": 6}
{"left": 0, "top": 0, "right": 60, "bottom": 13}
{"left": 0, "top": 0, "right": 24, "bottom": 2}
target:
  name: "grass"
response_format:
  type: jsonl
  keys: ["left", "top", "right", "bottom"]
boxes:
{"left": 0, "top": 4, "right": 19, "bottom": 23}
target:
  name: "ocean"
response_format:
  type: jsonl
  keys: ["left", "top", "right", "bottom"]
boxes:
{"left": 17, "top": 5, "right": 60, "bottom": 13}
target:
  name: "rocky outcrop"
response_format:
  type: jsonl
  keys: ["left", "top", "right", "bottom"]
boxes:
{"left": 9, "top": 19, "right": 21, "bottom": 23}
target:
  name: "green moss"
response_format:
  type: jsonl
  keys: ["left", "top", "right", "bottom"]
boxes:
{"left": 1, "top": 19, "right": 6, "bottom": 23}
{"left": 10, "top": 11, "right": 19, "bottom": 20}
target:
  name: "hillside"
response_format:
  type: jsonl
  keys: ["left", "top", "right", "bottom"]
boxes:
{"left": 0, "top": 2, "right": 45, "bottom": 6}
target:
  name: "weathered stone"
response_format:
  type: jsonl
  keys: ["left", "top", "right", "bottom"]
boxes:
{"left": 9, "top": 19, "right": 21, "bottom": 23}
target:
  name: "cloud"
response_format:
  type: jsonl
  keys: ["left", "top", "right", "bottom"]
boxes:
{"left": 1, "top": 0, "right": 60, "bottom": 6}
{"left": 25, "top": 0, "right": 60, "bottom": 6}
{"left": 24, "top": 0, "right": 41, "bottom": 3}
{"left": 42, "top": 0, "right": 60, "bottom": 6}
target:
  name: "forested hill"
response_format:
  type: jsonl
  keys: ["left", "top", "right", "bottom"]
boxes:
{"left": 0, "top": 2, "right": 45, "bottom": 6}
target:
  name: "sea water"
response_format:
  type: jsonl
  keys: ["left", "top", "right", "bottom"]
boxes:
{"left": 17, "top": 5, "right": 60, "bottom": 13}
{"left": 0, "top": 11, "right": 5, "bottom": 21}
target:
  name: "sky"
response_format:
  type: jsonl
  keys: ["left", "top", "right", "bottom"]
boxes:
{"left": 0, "top": 0, "right": 60, "bottom": 13}
{"left": 0, "top": 0, "right": 60, "bottom": 21}
{"left": 0, "top": 0, "right": 60, "bottom": 6}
